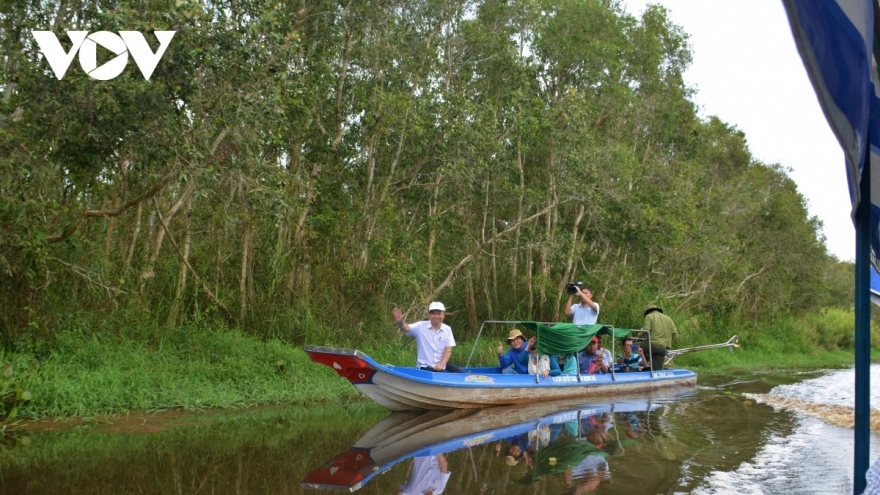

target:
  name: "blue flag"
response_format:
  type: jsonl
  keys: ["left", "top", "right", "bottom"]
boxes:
{"left": 783, "top": 0, "right": 880, "bottom": 272}
{"left": 783, "top": 2, "right": 876, "bottom": 492}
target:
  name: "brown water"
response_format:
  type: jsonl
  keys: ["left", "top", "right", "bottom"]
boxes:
{"left": 1, "top": 367, "right": 877, "bottom": 494}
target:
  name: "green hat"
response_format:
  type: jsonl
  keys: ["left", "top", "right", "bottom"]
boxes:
{"left": 644, "top": 305, "right": 663, "bottom": 315}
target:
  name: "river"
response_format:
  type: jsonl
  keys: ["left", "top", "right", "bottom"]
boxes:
{"left": 0, "top": 365, "right": 877, "bottom": 494}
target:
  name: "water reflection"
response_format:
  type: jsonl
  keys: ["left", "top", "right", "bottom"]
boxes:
{"left": 2, "top": 367, "right": 876, "bottom": 494}
{"left": 302, "top": 388, "right": 693, "bottom": 493}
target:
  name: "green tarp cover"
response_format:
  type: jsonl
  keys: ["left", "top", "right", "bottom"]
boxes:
{"left": 515, "top": 441, "right": 608, "bottom": 484}
{"left": 519, "top": 322, "right": 633, "bottom": 356}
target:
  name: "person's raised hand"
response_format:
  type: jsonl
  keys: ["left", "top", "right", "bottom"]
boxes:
{"left": 497, "top": 342, "right": 504, "bottom": 355}
{"left": 391, "top": 306, "right": 404, "bottom": 324}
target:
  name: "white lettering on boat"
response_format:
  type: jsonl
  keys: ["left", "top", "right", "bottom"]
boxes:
{"left": 653, "top": 371, "right": 674, "bottom": 378}
{"left": 551, "top": 409, "right": 597, "bottom": 422}
{"left": 550, "top": 375, "right": 595, "bottom": 383}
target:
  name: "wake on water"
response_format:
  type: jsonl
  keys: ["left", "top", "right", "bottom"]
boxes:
{"left": 744, "top": 393, "right": 880, "bottom": 431}
{"left": 689, "top": 365, "right": 880, "bottom": 495}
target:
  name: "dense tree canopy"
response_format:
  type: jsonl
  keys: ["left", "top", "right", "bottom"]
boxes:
{"left": 0, "top": 0, "right": 841, "bottom": 345}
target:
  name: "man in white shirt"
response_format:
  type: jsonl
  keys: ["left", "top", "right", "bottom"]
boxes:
{"left": 392, "top": 301, "right": 462, "bottom": 372}
{"left": 395, "top": 454, "right": 451, "bottom": 495}
{"left": 565, "top": 285, "right": 599, "bottom": 325}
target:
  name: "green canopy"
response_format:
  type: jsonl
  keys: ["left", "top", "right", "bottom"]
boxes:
{"left": 519, "top": 322, "right": 633, "bottom": 356}
{"left": 514, "top": 441, "right": 607, "bottom": 485}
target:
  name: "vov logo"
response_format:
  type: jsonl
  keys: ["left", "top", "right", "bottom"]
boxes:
{"left": 31, "top": 31, "right": 175, "bottom": 81}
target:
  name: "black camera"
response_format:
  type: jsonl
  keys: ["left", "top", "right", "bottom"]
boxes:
{"left": 566, "top": 281, "right": 583, "bottom": 295}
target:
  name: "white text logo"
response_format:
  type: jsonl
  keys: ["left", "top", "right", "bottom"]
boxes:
{"left": 32, "top": 31, "right": 175, "bottom": 81}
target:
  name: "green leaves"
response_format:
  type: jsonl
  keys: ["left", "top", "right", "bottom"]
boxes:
{"left": 0, "top": 0, "right": 840, "bottom": 347}
{"left": 1, "top": 356, "right": 30, "bottom": 420}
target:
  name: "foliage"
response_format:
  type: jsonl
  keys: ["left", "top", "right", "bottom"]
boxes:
{"left": 0, "top": 1, "right": 850, "bottom": 359}
{"left": 0, "top": 353, "right": 31, "bottom": 420}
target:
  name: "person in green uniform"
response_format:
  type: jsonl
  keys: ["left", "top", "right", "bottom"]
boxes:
{"left": 642, "top": 305, "right": 677, "bottom": 370}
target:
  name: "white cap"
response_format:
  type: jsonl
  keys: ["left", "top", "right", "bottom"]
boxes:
{"left": 428, "top": 301, "right": 446, "bottom": 312}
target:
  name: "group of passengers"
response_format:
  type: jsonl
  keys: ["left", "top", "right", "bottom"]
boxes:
{"left": 494, "top": 283, "right": 677, "bottom": 376}
{"left": 497, "top": 330, "right": 648, "bottom": 378}
{"left": 390, "top": 282, "right": 677, "bottom": 374}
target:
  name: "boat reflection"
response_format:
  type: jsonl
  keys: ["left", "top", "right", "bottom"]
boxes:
{"left": 301, "top": 387, "right": 694, "bottom": 492}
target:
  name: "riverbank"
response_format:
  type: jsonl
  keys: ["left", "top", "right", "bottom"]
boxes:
{"left": 0, "top": 315, "right": 874, "bottom": 419}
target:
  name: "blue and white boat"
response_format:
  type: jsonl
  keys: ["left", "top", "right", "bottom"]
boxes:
{"left": 306, "top": 321, "right": 733, "bottom": 411}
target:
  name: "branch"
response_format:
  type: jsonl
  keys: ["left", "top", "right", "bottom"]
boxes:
{"left": 46, "top": 127, "right": 229, "bottom": 243}
{"left": 153, "top": 197, "right": 237, "bottom": 326}
{"left": 48, "top": 256, "right": 126, "bottom": 297}
{"left": 735, "top": 264, "right": 768, "bottom": 293}
{"left": 430, "top": 202, "right": 558, "bottom": 299}
{"left": 82, "top": 168, "right": 180, "bottom": 219}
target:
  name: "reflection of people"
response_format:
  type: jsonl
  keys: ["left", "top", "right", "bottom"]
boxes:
{"left": 503, "top": 433, "right": 532, "bottom": 466}
{"left": 395, "top": 454, "right": 451, "bottom": 495}
{"left": 566, "top": 285, "right": 600, "bottom": 325}
{"left": 497, "top": 329, "right": 531, "bottom": 374}
{"left": 620, "top": 412, "right": 645, "bottom": 438}
{"left": 563, "top": 454, "right": 609, "bottom": 494}
{"left": 392, "top": 302, "right": 462, "bottom": 372}
{"left": 642, "top": 305, "right": 677, "bottom": 371}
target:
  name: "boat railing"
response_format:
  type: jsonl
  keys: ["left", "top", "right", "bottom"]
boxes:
{"left": 629, "top": 329, "right": 655, "bottom": 378}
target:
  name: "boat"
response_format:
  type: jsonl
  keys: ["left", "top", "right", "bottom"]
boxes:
{"left": 301, "top": 389, "right": 694, "bottom": 492}
{"left": 305, "top": 321, "right": 734, "bottom": 411}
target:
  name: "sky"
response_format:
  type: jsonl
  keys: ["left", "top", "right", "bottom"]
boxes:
{"left": 621, "top": 0, "right": 855, "bottom": 261}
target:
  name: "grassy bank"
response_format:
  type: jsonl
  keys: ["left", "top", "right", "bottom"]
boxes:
{"left": 1, "top": 326, "right": 359, "bottom": 418}
{"left": 1, "top": 307, "right": 876, "bottom": 419}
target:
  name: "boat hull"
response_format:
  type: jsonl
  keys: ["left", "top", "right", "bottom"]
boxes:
{"left": 305, "top": 345, "right": 697, "bottom": 411}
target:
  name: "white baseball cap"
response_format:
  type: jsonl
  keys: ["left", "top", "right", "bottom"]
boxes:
{"left": 428, "top": 301, "right": 446, "bottom": 312}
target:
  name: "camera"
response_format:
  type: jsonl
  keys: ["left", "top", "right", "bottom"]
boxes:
{"left": 566, "top": 281, "right": 583, "bottom": 295}
{"left": 631, "top": 344, "right": 639, "bottom": 351}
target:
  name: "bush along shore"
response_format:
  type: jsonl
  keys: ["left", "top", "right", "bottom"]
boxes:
{"left": 1, "top": 307, "right": 875, "bottom": 420}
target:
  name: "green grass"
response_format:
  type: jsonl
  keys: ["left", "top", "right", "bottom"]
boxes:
{"left": 3, "top": 325, "right": 357, "bottom": 418}
{"left": 1, "top": 307, "right": 877, "bottom": 419}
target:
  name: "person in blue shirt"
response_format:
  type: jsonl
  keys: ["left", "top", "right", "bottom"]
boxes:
{"left": 496, "top": 329, "right": 532, "bottom": 374}
{"left": 577, "top": 337, "right": 609, "bottom": 374}
{"left": 616, "top": 337, "right": 647, "bottom": 372}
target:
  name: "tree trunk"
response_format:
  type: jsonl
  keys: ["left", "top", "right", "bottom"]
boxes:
{"left": 466, "top": 268, "right": 478, "bottom": 334}
{"left": 122, "top": 201, "right": 142, "bottom": 277}
{"left": 140, "top": 180, "right": 195, "bottom": 284}
{"left": 166, "top": 197, "right": 191, "bottom": 326}
{"left": 239, "top": 222, "right": 252, "bottom": 324}
{"left": 427, "top": 171, "right": 442, "bottom": 293}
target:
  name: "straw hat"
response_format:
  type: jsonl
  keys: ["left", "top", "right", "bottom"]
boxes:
{"left": 506, "top": 329, "right": 525, "bottom": 342}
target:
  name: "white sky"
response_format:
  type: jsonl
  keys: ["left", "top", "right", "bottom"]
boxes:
{"left": 621, "top": 0, "right": 855, "bottom": 261}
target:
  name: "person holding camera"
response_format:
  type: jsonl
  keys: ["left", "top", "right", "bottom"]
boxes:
{"left": 392, "top": 302, "right": 463, "bottom": 372}
{"left": 565, "top": 282, "right": 599, "bottom": 325}
{"left": 616, "top": 337, "right": 646, "bottom": 372}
